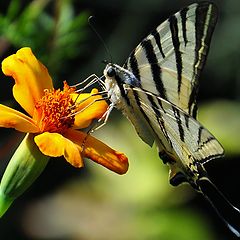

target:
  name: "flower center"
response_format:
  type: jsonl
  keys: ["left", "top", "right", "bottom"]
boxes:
{"left": 35, "top": 81, "right": 76, "bottom": 133}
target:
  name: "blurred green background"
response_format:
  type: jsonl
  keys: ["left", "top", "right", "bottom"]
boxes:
{"left": 0, "top": 0, "right": 240, "bottom": 239}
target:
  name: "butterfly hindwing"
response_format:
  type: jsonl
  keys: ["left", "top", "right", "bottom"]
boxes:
{"left": 128, "top": 87, "right": 224, "bottom": 166}
{"left": 124, "top": 2, "right": 217, "bottom": 118}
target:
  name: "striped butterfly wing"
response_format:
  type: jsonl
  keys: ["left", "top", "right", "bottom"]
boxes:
{"left": 102, "top": 4, "right": 240, "bottom": 236}
{"left": 124, "top": 2, "right": 217, "bottom": 118}
{"left": 130, "top": 87, "right": 224, "bottom": 169}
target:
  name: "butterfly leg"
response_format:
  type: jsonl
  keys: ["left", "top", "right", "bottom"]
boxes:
{"left": 88, "top": 103, "right": 115, "bottom": 133}
{"left": 78, "top": 101, "right": 114, "bottom": 153}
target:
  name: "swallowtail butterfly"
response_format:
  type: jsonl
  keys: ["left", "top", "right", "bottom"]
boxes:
{"left": 98, "top": 2, "right": 240, "bottom": 236}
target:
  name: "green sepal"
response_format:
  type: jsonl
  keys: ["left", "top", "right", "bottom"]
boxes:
{"left": 0, "top": 133, "right": 50, "bottom": 217}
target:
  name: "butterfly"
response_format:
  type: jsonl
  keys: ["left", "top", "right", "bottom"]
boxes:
{"left": 93, "top": 1, "right": 240, "bottom": 236}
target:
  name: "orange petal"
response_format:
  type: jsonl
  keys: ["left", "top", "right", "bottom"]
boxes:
{"left": 72, "top": 88, "right": 108, "bottom": 129}
{"left": 34, "top": 132, "right": 83, "bottom": 168}
{"left": 65, "top": 129, "right": 129, "bottom": 174}
{"left": 0, "top": 104, "right": 39, "bottom": 133}
{"left": 1, "top": 47, "right": 53, "bottom": 116}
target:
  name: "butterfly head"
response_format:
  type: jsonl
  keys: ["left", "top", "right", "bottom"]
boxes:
{"left": 104, "top": 63, "right": 124, "bottom": 83}
{"left": 103, "top": 63, "right": 138, "bottom": 108}
{"left": 104, "top": 64, "right": 117, "bottom": 78}
{"left": 104, "top": 63, "right": 140, "bottom": 87}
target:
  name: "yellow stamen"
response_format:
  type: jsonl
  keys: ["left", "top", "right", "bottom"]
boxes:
{"left": 34, "top": 81, "right": 76, "bottom": 133}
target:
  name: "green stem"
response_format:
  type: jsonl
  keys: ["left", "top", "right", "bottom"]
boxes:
{"left": 0, "top": 133, "right": 50, "bottom": 217}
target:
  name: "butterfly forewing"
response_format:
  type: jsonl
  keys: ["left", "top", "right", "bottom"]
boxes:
{"left": 124, "top": 2, "right": 217, "bottom": 118}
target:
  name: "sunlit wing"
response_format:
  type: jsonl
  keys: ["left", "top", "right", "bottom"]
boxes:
{"left": 129, "top": 87, "right": 224, "bottom": 165}
{"left": 124, "top": 2, "right": 217, "bottom": 118}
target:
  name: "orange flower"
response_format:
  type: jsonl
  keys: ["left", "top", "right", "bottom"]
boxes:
{"left": 0, "top": 47, "right": 128, "bottom": 174}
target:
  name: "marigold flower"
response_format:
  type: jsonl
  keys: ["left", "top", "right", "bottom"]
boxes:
{"left": 0, "top": 47, "right": 128, "bottom": 216}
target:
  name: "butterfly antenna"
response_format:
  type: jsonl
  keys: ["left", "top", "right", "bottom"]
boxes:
{"left": 88, "top": 16, "right": 113, "bottom": 63}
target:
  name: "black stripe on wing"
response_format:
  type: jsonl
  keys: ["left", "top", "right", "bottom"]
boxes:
{"left": 172, "top": 106, "right": 185, "bottom": 142}
{"left": 188, "top": 3, "right": 218, "bottom": 118}
{"left": 131, "top": 88, "right": 169, "bottom": 150}
{"left": 180, "top": 6, "right": 188, "bottom": 46}
{"left": 197, "top": 126, "right": 204, "bottom": 145}
{"left": 198, "top": 152, "right": 225, "bottom": 164}
{"left": 184, "top": 113, "right": 190, "bottom": 129}
{"left": 128, "top": 49, "right": 141, "bottom": 84}
{"left": 115, "top": 75, "right": 130, "bottom": 106}
{"left": 140, "top": 39, "right": 167, "bottom": 100}
{"left": 169, "top": 15, "right": 183, "bottom": 95}
{"left": 151, "top": 28, "right": 165, "bottom": 58}
{"left": 147, "top": 94, "right": 173, "bottom": 148}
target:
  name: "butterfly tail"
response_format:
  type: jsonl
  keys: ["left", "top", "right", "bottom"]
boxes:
{"left": 197, "top": 176, "right": 240, "bottom": 237}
